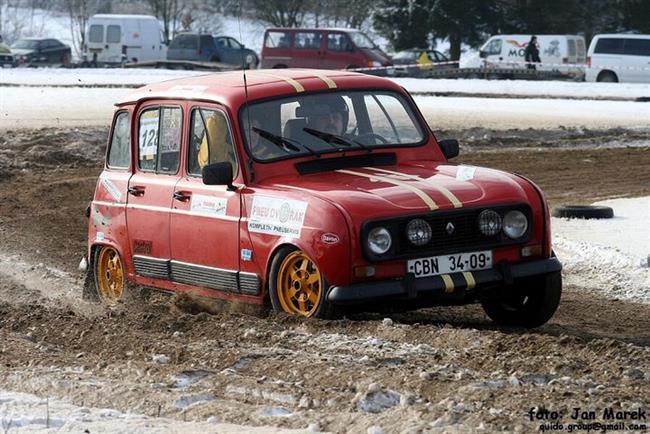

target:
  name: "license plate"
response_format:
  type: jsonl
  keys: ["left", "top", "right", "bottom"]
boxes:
{"left": 407, "top": 250, "right": 492, "bottom": 278}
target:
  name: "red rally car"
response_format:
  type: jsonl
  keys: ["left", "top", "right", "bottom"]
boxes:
{"left": 85, "top": 69, "right": 562, "bottom": 327}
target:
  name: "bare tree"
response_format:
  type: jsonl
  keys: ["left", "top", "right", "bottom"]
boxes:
{"left": 249, "top": 0, "right": 307, "bottom": 27}
{"left": 146, "top": 0, "right": 181, "bottom": 43}
{"left": 64, "top": 0, "right": 90, "bottom": 56}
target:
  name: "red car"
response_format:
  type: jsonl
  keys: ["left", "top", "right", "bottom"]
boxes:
{"left": 85, "top": 69, "right": 561, "bottom": 327}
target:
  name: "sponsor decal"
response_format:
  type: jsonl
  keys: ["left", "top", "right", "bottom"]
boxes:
{"left": 101, "top": 177, "right": 122, "bottom": 202}
{"left": 191, "top": 194, "right": 227, "bottom": 216}
{"left": 248, "top": 196, "right": 308, "bottom": 238}
{"left": 241, "top": 249, "right": 253, "bottom": 261}
{"left": 95, "top": 231, "right": 105, "bottom": 242}
{"left": 456, "top": 165, "right": 476, "bottom": 181}
{"left": 321, "top": 233, "right": 340, "bottom": 244}
{"left": 133, "top": 239, "right": 152, "bottom": 255}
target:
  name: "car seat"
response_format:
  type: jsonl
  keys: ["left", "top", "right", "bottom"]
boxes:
{"left": 198, "top": 113, "right": 235, "bottom": 170}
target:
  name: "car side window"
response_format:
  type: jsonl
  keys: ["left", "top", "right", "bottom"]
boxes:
{"left": 327, "top": 33, "right": 350, "bottom": 51}
{"left": 138, "top": 106, "right": 182, "bottom": 174}
{"left": 228, "top": 37, "right": 243, "bottom": 49}
{"left": 624, "top": 38, "right": 650, "bottom": 56}
{"left": 295, "top": 32, "right": 321, "bottom": 49}
{"left": 107, "top": 111, "right": 131, "bottom": 169}
{"left": 188, "top": 108, "right": 237, "bottom": 177}
{"left": 265, "top": 31, "right": 291, "bottom": 48}
{"left": 484, "top": 39, "right": 502, "bottom": 55}
{"left": 200, "top": 35, "right": 214, "bottom": 49}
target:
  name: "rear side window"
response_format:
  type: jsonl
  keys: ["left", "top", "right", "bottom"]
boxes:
{"left": 327, "top": 33, "right": 351, "bottom": 51}
{"left": 188, "top": 108, "right": 237, "bottom": 177}
{"left": 594, "top": 38, "right": 624, "bottom": 54}
{"left": 107, "top": 112, "right": 131, "bottom": 169}
{"left": 624, "top": 39, "right": 650, "bottom": 56}
{"left": 265, "top": 31, "right": 291, "bottom": 48}
{"left": 138, "top": 107, "right": 182, "bottom": 174}
{"left": 170, "top": 34, "right": 197, "bottom": 49}
{"left": 200, "top": 35, "right": 214, "bottom": 49}
{"left": 107, "top": 25, "right": 121, "bottom": 43}
{"left": 89, "top": 25, "right": 103, "bottom": 43}
{"left": 294, "top": 32, "right": 321, "bottom": 49}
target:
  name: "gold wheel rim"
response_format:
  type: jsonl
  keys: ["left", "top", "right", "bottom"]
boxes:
{"left": 97, "top": 247, "right": 124, "bottom": 305}
{"left": 277, "top": 251, "right": 323, "bottom": 317}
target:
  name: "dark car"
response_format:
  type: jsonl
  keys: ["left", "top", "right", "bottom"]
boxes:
{"left": 392, "top": 48, "right": 458, "bottom": 77}
{"left": 0, "top": 42, "right": 15, "bottom": 67}
{"left": 167, "top": 33, "right": 258, "bottom": 68}
{"left": 11, "top": 38, "right": 71, "bottom": 66}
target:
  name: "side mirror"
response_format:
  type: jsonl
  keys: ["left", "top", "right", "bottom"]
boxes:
{"left": 479, "top": 50, "right": 487, "bottom": 58}
{"left": 202, "top": 162, "right": 235, "bottom": 190}
{"left": 438, "top": 139, "right": 459, "bottom": 159}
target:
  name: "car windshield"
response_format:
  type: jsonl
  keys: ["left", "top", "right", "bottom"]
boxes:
{"left": 11, "top": 39, "right": 39, "bottom": 49}
{"left": 241, "top": 90, "right": 426, "bottom": 161}
{"left": 348, "top": 31, "right": 376, "bottom": 49}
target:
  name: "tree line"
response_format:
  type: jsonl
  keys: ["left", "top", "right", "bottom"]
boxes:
{"left": 2, "top": 0, "right": 649, "bottom": 59}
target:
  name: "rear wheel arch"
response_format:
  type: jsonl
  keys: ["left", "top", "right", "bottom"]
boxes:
{"left": 597, "top": 70, "right": 618, "bottom": 82}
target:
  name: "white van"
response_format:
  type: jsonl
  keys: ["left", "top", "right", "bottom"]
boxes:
{"left": 463, "top": 34, "right": 586, "bottom": 76}
{"left": 85, "top": 14, "right": 167, "bottom": 65}
{"left": 586, "top": 34, "right": 650, "bottom": 83}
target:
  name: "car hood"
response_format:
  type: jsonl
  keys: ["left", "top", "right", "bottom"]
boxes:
{"left": 260, "top": 162, "right": 531, "bottom": 221}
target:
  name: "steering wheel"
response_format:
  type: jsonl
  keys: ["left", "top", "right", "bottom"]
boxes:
{"left": 356, "top": 132, "right": 389, "bottom": 145}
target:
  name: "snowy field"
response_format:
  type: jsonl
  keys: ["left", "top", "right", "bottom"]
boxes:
{"left": 2, "top": 68, "right": 650, "bottom": 101}
{"left": 553, "top": 197, "right": 650, "bottom": 304}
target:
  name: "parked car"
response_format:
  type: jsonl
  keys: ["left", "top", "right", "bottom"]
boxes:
{"left": 85, "top": 14, "right": 167, "bottom": 65}
{"left": 0, "top": 42, "right": 15, "bottom": 67}
{"left": 260, "top": 27, "right": 392, "bottom": 72}
{"left": 586, "top": 34, "right": 650, "bottom": 83}
{"left": 84, "top": 69, "right": 562, "bottom": 327}
{"left": 392, "top": 48, "right": 458, "bottom": 77}
{"left": 463, "top": 34, "right": 586, "bottom": 77}
{"left": 11, "top": 38, "right": 71, "bottom": 66}
{"left": 167, "top": 32, "right": 258, "bottom": 68}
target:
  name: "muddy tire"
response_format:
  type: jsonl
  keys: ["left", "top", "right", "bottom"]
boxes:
{"left": 481, "top": 271, "right": 562, "bottom": 328}
{"left": 552, "top": 205, "right": 614, "bottom": 219}
{"left": 91, "top": 246, "right": 133, "bottom": 305}
{"left": 269, "top": 246, "right": 338, "bottom": 319}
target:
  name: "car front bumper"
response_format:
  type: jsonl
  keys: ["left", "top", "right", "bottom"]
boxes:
{"left": 327, "top": 257, "right": 562, "bottom": 304}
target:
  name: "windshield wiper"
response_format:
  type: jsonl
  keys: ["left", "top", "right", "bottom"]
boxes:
{"left": 252, "top": 127, "right": 319, "bottom": 157}
{"left": 303, "top": 127, "right": 371, "bottom": 153}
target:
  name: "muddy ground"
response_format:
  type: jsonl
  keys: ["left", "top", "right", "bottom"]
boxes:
{"left": 0, "top": 127, "right": 649, "bottom": 433}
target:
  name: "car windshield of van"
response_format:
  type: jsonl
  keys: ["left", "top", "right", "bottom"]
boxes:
{"left": 241, "top": 90, "right": 426, "bottom": 161}
{"left": 348, "top": 32, "right": 376, "bottom": 49}
{"left": 11, "top": 39, "right": 39, "bottom": 49}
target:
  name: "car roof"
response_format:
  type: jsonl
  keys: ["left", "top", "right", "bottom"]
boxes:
{"left": 117, "top": 69, "right": 402, "bottom": 108}
{"left": 266, "top": 27, "right": 363, "bottom": 33}
{"left": 592, "top": 33, "right": 650, "bottom": 39}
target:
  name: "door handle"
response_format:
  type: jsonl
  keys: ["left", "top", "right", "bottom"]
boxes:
{"left": 173, "top": 191, "right": 191, "bottom": 201}
{"left": 128, "top": 186, "right": 145, "bottom": 196}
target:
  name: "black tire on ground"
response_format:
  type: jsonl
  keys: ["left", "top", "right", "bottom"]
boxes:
{"left": 597, "top": 71, "right": 618, "bottom": 82}
{"left": 552, "top": 205, "right": 614, "bottom": 219}
{"left": 89, "top": 245, "right": 145, "bottom": 305}
{"left": 481, "top": 271, "right": 562, "bottom": 328}
{"left": 268, "top": 246, "right": 339, "bottom": 319}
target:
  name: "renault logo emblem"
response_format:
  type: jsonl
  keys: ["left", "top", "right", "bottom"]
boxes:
{"left": 445, "top": 222, "right": 455, "bottom": 235}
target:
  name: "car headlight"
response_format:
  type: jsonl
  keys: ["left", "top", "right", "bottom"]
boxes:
{"left": 406, "top": 218, "right": 432, "bottom": 246}
{"left": 367, "top": 227, "right": 392, "bottom": 255}
{"left": 478, "top": 209, "right": 502, "bottom": 236}
{"left": 503, "top": 210, "right": 528, "bottom": 239}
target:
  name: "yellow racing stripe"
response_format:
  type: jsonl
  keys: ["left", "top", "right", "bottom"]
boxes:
{"left": 441, "top": 274, "right": 455, "bottom": 293}
{"left": 462, "top": 272, "right": 476, "bottom": 290}
{"left": 337, "top": 169, "right": 438, "bottom": 210}
{"left": 312, "top": 73, "right": 337, "bottom": 88}
{"left": 365, "top": 166, "right": 463, "bottom": 208}
{"left": 256, "top": 72, "right": 305, "bottom": 92}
